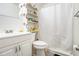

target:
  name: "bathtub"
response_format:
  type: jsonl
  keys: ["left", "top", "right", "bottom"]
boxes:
{"left": 47, "top": 48, "right": 73, "bottom": 56}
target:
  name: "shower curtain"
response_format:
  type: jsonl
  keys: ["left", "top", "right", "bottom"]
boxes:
{"left": 55, "top": 4, "right": 73, "bottom": 53}
{"left": 38, "top": 3, "right": 73, "bottom": 54}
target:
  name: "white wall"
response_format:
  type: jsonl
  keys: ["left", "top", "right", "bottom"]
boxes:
{"left": 0, "top": 3, "right": 26, "bottom": 33}
{"left": 38, "top": 4, "right": 73, "bottom": 53}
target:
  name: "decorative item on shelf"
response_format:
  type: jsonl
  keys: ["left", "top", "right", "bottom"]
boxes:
{"left": 27, "top": 17, "right": 38, "bottom": 24}
{"left": 33, "top": 11, "right": 37, "bottom": 15}
{"left": 28, "top": 18, "right": 32, "bottom": 21}
{"left": 19, "top": 27, "right": 24, "bottom": 32}
{"left": 28, "top": 23, "right": 39, "bottom": 33}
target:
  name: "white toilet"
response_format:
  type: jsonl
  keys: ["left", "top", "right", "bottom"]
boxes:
{"left": 33, "top": 41, "right": 48, "bottom": 56}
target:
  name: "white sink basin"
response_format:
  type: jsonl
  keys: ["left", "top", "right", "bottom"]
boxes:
{"left": 0, "top": 32, "right": 32, "bottom": 39}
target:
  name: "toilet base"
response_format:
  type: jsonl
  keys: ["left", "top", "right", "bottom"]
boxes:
{"left": 36, "top": 49, "right": 45, "bottom": 56}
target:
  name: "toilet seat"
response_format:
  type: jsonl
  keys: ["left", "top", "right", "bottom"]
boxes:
{"left": 33, "top": 41, "right": 48, "bottom": 49}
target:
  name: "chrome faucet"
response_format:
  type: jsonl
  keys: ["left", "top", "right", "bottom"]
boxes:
{"left": 5, "top": 30, "right": 13, "bottom": 33}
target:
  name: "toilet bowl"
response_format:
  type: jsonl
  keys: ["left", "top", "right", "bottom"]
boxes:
{"left": 33, "top": 41, "right": 48, "bottom": 56}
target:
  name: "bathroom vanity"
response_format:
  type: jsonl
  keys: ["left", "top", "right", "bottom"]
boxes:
{"left": 0, "top": 3, "right": 35, "bottom": 56}
{"left": 0, "top": 32, "right": 35, "bottom": 56}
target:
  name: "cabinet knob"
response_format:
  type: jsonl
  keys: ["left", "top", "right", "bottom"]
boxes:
{"left": 19, "top": 45, "right": 21, "bottom": 51}
{"left": 15, "top": 47, "right": 17, "bottom": 53}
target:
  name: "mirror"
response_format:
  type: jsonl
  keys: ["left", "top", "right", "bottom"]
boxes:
{"left": 0, "top": 3, "right": 27, "bottom": 33}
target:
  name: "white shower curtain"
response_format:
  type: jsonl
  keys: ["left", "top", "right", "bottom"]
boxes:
{"left": 38, "top": 3, "right": 73, "bottom": 54}
{"left": 56, "top": 4, "right": 73, "bottom": 53}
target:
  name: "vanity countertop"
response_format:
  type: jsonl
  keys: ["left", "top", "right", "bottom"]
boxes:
{"left": 0, "top": 32, "right": 34, "bottom": 39}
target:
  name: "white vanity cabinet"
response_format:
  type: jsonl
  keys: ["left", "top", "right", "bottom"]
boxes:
{"left": 0, "top": 33, "right": 35, "bottom": 56}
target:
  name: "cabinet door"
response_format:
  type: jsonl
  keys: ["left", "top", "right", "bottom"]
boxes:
{"left": 20, "top": 40, "right": 32, "bottom": 56}
{"left": 0, "top": 45, "right": 17, "bottom": 56}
